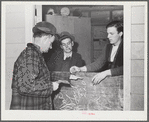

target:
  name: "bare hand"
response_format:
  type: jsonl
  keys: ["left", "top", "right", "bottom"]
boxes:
{"left": 52, "top": 82, "right": 59, "bottom": 91}
{"left": 70, "top": 66, "right": 80, "bottom": 73}
{"left": 92, "top": 70, "right": 111, "bottom": 85}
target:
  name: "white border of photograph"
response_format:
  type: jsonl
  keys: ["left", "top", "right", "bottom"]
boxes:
{"left": 1, "top": 1, "right": 148, "bottom": 121}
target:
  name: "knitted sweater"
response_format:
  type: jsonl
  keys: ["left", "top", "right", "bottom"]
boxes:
{"left": 47, "top": 51, "right": 84, "bottom": 72}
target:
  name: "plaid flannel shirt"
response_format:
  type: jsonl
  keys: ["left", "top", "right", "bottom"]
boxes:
{"left": 10, "top": 43, "right": 53, "bottom": 110}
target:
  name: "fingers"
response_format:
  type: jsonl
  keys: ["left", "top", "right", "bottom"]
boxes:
{"left": 52, "top": 82, "right": 59, "bottom": 91}
{"left": 92, "top": 74, "right": 101, "bottom": 85}
{"left": 92, "top": 77, "right": 98, "bottom": 85}
{"left": 70, "top": 66, "right": 76, "bottom": 73}
{"left": 70, "top": 66, "right": 80, "bottom": 73}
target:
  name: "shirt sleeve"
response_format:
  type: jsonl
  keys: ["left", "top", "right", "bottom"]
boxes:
{"left": 110, "top": 66, "right": 123, "bottom": 76}
{"left": 86, "top": 47, "right": 107, "bottom": 72}
{"left": 17, "top": 48, "right": 53, "bottom": 97}
{"left": 50, "top": 71, "right": 70, "bottom": 81}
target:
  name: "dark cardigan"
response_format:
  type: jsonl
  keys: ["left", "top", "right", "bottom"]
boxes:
{"left": 47, "top": 51, "right": 84, "bottom": 71}
{"left": 86, "top": 41, "right": 123, "bottom": 76}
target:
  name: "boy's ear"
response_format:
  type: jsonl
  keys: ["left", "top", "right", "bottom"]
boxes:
{"left": 119, "top": 32, "right": 123, "bottom": 37}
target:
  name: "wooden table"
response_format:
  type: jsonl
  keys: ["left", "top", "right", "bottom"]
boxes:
{"left": 51, "top": 72, "right": 123, "bottom": 111}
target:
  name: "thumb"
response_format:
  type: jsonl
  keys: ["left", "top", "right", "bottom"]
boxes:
{"left": 53, "top": 82, "right": 59, "bottom": 91}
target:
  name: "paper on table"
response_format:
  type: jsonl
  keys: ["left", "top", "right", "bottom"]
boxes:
{"left": 56, "top": 80, "right": 70, "bottom": 84}
{"left": 56, "top": 80, "right": 75, "bottom": 87}
{"left": 69, "top": 74, "right": 83, "bottom": 80}
{"left": 55, "top": 75, "right": 83, "bottom": 86}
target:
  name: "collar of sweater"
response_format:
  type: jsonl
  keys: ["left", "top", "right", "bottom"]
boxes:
{"left": 63, "top": 52, "right": 72, "bottom": 60}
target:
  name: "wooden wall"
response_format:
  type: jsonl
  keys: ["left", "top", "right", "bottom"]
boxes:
{"left": 5, "top": 4, "right": 34, "bottom": 110}
{"left": 42, "top": 5, "right": 123, "bottom": 62}
{"left": 46, "top": 15, "right": 92, "bottom": 64}
{"left": 130, "top": 5, "right": 145, "bottom": 110}
{"left": 5, "top": 5, "right": 26, "bottom": 110}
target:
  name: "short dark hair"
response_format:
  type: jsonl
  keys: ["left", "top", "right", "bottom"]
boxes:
{"left": 33, "top": 32, "right": 53, "bottom": 38}
{"left": 106, "top": 20, "right": 123, "bottom": 33}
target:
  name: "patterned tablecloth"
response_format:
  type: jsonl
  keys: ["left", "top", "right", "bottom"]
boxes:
{"left": 51, "top": 72, "right": 123, "bottom": 111}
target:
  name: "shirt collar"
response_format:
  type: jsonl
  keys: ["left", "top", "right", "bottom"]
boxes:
{"left": 112, "top": 44, "right": 119, "bottom": 49}
{"left": 63, "top": 52, "right": 72, "bottom": 60}
{"left": 27, "top": 43, "right": 40, "bottom": 51}
{"left": 112, "top": 39, "right": 122, "bottom": 47}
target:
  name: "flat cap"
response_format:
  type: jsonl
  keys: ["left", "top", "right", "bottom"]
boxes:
{"left": 59, "top": 31, "right": 75, "bottom": 42}
{"left": 32, "top": 21, "right": 56, "bottom": 35}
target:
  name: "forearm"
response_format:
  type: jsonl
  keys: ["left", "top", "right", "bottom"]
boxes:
{"left": 50, "top": 71, "right": 70, "bottom": 81}
{"left": 86, "top": 62, "right": 100, "bottom": 71}
{"left": 104, "top": 69, "right": 112, "bottom": 76}
{"left": 78, "top": 61, "right": 106, "bottom": 72}
{"left": 18, "top": 76, "right": 53, "bottom": 97}
{"left": 34, "top": 77, "right": 53, "bottom": 94}
{"left": 86, "top": 59, "right": 106, "bottom": 72}
{"left": 80, "top": 66, "right": 87, "bottom": 72}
